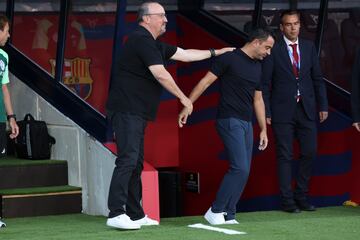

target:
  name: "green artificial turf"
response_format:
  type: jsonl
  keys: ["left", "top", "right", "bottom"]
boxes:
{"left": 1, "top": 206, "right": 359, "bottom": 240}
{"left": 0, "top": 185, "right": 81, "bottom": 195}
{"left": 0, "top": 156, "right": 66, "bottom": 167}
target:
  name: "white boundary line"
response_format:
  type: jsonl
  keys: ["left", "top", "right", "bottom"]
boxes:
{"left": 188, "top": 223, "right": 247, "bottom": 235}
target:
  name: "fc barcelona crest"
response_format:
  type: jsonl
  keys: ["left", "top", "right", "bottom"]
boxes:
{"left": 50, "top": 58, "right": 93, "bottom": 100}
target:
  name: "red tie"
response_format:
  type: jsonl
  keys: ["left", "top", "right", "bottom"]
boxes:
{"left": 290, "top": 43, "right": 301, "bottom": 102}
{"left": 290, "top": 43, "right": 299, "bottom": 78}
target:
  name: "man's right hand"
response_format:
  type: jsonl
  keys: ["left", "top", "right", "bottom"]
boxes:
{"left": 266, "top": 118, "right": 272, "bottom": 125}
{"left": 178, "top": 107, "right": 190, "bottom": 128}
{"left": 9, "top": 119, "right": 19, "bottom": 139}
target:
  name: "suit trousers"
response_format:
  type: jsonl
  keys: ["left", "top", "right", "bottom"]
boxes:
{"left": 272, "top": 102, "right": 317, "bottom": 207}
{"left": 107, "top": 112, "right": 147, "bottom": 220}
{"left": 212, "top": 118, "right": 253, "bottom": 220}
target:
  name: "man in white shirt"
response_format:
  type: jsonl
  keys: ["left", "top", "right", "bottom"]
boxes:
{"left": 261, "top": 10, "right": 328, "bottom": 213}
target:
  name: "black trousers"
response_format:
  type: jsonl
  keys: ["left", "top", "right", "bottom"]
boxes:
{"left": 272, "top": 103, "right": 317, "bottom": 207}
{"left": 107, "top": 112, "right": 147, "bottom": 220}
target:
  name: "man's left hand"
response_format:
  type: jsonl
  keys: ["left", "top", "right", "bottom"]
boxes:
{"left": 258, "top": 130, "right": 268, "bottom": 151}
{"left": 319, "top": 111, "right": 328, "bottom": 123}
{"left": 353, "top": 122, "right": 360, "bottom": 132}
{"left": 216, "top": 47, "right": 236, "bottom": 56}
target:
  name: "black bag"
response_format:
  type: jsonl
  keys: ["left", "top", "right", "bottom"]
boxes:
{"left": 15, "top": 114, "right": 56, "bottom": 159}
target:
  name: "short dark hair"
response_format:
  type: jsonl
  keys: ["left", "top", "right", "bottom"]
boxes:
{"left": 280, "top": 10, "right": 300, "bottom": 24}
{"left": 0, "top": 15, "right": 9, "bottom": 31}
{"left": 137, "top": 1, "right": 159, "bottom": 23}
{"left": 247, "top": 27, "right": 274, "bottom": 43}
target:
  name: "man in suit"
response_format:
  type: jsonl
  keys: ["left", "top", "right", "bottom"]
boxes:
{"left": 351, "top": 47, "right": 360, "bottom": 131}
{"left": 262, "top": 10, "right": 328, "bottom": 213}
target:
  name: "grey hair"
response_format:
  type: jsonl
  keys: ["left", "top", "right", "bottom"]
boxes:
{"left": 137, "top": 1, "right": 160, "bottom": 23}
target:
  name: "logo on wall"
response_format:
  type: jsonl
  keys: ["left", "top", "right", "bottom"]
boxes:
{"left": 310, "top": 14, "right": 319, "bottom": 25}
{"left": 50, "top": 58, "right": 93, "bottom": 100}
{"left": 263, "top": 15, "right": 274, "bottom": 26}
{"left": 307, "top": 14, "right": 319, "bottom": 29}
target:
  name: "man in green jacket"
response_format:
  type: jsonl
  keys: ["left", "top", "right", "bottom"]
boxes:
{"left": 0, "top": 14, "right": 19, "bottom": 229}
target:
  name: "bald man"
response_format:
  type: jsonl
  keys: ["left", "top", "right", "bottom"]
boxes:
{"left": 106, "top": 1, "right": 234, "bottom": 230}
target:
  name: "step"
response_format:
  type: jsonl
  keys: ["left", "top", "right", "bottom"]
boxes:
{"left": 0, "top": 185, "right": 82, "bottom": 218}
{"left": 0, "top": 157, "right": 68, "bottom": 189}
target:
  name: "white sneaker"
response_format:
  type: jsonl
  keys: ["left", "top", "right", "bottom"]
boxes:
{"left": 133, "top": 215, "right": 159, "bottom": 226}
{"left": 204, "top": 207, "right": 225, "bottom": 225}
{"left": 106, "top": 214, "right": 141, "bottom": 230}
{"left": 0, "top": 219, "right": 6, "bottom": 228}
{"left": 224, "top": 219, "right": 239, "bottom": 224}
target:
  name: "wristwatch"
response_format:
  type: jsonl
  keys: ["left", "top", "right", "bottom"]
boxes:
{"left": 209, "top": 48, "right": 216, "bottom": 58}
{"left": 7, "top": 114, "right": 16, "bottom": 121}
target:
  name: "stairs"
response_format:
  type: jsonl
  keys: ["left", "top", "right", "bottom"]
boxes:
{"left": 0, "top": 157, "right": 82, "bottom": 218}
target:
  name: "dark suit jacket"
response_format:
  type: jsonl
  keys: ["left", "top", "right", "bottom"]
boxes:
{"left": 262, "top": 37, "right": 328, "bottom": 123}
{"left": 351, "top": 47, "right": 360, "bottom": 122}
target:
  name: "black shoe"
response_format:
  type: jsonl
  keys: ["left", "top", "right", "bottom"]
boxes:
{"left": 281, "top": 205, "right": 301, "bottom": 213}
{"left": 296, "top": 201, "right": 316, "bottom": 211}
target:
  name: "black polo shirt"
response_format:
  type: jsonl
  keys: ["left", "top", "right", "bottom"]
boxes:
{"left": 211, "top": 49, "right": 262, "bottom": 121}
{"left": 106, "top": 26, "right": 177, "bottom": 121}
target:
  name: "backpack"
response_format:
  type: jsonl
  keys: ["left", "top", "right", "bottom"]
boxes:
{"left": 15, "top": 114, "right": 56, "bottom": 159}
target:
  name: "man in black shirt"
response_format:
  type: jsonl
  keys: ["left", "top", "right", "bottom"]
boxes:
{"left": 106, "top": 1, "right": 234, "bottom": 230}
{"left": 178, "top": 28, "right": 274, "bottom": 225}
